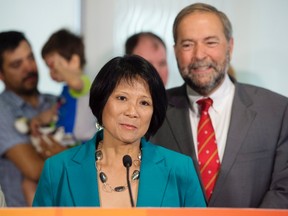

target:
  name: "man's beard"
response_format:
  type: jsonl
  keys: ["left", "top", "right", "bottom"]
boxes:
{"left": 17, "top": 71, "right": 39, "bottom": 96}
{"left": 19, "top": 87, "right": 39, "bottom": 96}
{"left": 178, "top": 51, "right": 230, "bottom": 96}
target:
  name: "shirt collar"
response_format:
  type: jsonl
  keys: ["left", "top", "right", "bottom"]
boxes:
{"left": 187, "top": 74, "right": 235, "bottom": 113}
{"left": 2, "top": 89, "right": 25, "bottom": 107}
{"left": 2, "top": 89, "right": 44, "bottom": 109}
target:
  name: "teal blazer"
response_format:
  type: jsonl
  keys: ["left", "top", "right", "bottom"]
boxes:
{"left": 33, "top": 131, "right": 206, "bottom": 207}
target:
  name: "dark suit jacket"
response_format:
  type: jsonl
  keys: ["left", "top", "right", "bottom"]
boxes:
{"left": 33, "top": 130, "right": 206, "bottom": 207}
{"left": 151, "top": 83, "right": 288, "bottom": 208}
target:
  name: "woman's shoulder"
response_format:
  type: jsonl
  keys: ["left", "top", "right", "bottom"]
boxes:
{"left": 47, "top": 139, "right": 94, "bottom": 165}
{"left": 143, "top": 140, "right": 192, "bottom": 164}
{"left": 46, "top": 145, "right": 80, "bottom": 165}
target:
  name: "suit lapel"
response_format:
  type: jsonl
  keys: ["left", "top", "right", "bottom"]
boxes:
{"left": 167, "top": 85, "right": 196, "bottom": 159}
{"left": 66, "top": 138, "right": 100, "bottom": 206}
{"left": 136, "top": 141, "right": 171, "bottom": 207}
{"left": 66, "top": 135, "right": 171, "bottom": 207}
{"left": 165, "top": 85, "right": 203, "bottom": 193}
{"left": 210, "top": 84, "right": 257, "bottom": 204}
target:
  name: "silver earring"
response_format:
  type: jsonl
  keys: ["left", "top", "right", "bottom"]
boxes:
{"left": 95, "top": 122, "right": 103, "bottom": 131}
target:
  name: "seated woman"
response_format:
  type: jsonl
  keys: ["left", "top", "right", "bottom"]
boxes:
{"left": 32, "top": 55, "right": 206, "bottom": 207}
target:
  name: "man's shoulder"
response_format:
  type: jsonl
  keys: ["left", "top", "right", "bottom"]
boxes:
{"left": 0, "top": 91, "right": 20, "bottom": 112}
{"left": 0, "top": 90, "right": 57, "bottom": 107}
{"left": 165, "top": 84, "right": 189, "bottom": 108}
{"left": 0, "top": 90, "right": 15, "bottom": 102}
{"left": 48, "top": 137, "right": 94, "bottom": 165}
{"left": 236, "top": 82, "right": 288, "bottom": 102}
{"left": 166, "top": 84, "right": 186, "bottom": 96}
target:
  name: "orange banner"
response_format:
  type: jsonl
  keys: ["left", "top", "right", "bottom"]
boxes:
{"left": 0, "top": 207, "right": 287, "bottom": 216}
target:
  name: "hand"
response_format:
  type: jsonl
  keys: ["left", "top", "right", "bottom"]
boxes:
{"left": 29, "top": 117, "right": 42, "bottom": 136}
{"left": 37, "top": 104, "right": 58, "bottom": 124}
{"left": 38, "top": 134, "right": 67, "bottom": 159}
{"left": 53, "top": 54, "right": 84, "bottom": 91}
{"left": 54, "top": 54, "right": 82, "bottom": 79}
{"left": 29, "top": 105, "right": 58, "bottom": 136}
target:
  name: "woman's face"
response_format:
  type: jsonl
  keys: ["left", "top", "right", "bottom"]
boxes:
{"left": 102, "top": 77, "right": 153, "bottom": 145}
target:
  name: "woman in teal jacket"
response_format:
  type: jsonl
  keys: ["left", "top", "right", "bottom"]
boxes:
{"left": 33, "top": 55, "right": 206, "bottom": 207}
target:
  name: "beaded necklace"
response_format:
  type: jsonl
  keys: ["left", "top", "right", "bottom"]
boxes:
{"left": 95, "top": 140, "right": 141, "bottom": 193}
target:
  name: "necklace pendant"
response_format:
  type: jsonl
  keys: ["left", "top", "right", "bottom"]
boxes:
{"left": 95, "top": 150, "right": 103, "bottom": 161}
{"left": 95, "top": 140, "right": 141, "bottom": 193}
{"left": 114, "top": 186, "right": 126, "bottom": 192}
{"left": 132, "top": 170, "right": 140, "bottom": 181}
{"left": 99, "top": 172, "right": 107, "bottom": 183}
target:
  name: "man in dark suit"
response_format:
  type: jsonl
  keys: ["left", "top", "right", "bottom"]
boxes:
{"left": 151, "top": 3, "right": 288, "bottom": 208}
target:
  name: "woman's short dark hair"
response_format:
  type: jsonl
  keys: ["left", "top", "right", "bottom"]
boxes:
{"left": 89, "top": 55, "right": 167, "bottom": 139}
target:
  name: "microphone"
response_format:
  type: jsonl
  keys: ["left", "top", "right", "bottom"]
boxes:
{"left": 122, "top": 155, "right": 135, "bottom": 207}
{"left": 123, "top": 155, "right": 132, "bottom": 168}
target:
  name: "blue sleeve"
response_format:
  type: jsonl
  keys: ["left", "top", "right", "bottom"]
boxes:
{"left": 183, "top": 157, "right": 206, "bottom": 207}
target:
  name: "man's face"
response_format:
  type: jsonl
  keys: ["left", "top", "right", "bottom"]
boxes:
{"left": 0, "top": 40, "right": 39, "bottom": 95}
{"left": 133, "top": 37, "right": 169, "bottom": 86}
{"left": 174, "top": 12, "right": 233, "bottom": 96}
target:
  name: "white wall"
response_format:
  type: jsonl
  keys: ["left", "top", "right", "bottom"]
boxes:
{"left": 0, "top": 0, "right": 81, "bottom": 95}
{"left": 1, "top": 0, "right": 288, "bottom": 97}
{"left": 82, "top": 0, "right": 288, "bottom": 96}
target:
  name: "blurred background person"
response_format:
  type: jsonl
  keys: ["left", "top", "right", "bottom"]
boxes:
{"left": 16, "top": 29, "right": 98, "bottom": 205}
{"left": 125, "top": 32, "right": 169, "bottom": 86}
{"left": 0, "top": 31, "right": 64, "bottom": 206}
{"left": 40, "top": 29, "right": 96, "bottom": 146}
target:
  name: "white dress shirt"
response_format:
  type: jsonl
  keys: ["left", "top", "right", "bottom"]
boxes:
{"left": 187, "top": 74, "right": 235, "bottom": 162}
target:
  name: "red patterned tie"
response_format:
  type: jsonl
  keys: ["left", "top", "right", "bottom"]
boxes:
{"left": 197, "top": 98, "right": 220, "bottom": 200}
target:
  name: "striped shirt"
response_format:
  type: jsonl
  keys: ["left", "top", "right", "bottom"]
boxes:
{"left": 0, "top": 89, "right": 56, "bottom": 206}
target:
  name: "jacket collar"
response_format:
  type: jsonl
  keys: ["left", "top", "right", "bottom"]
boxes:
{"left": 66, "top": 131, "right": 171, "bottom": 207}
{"left": 137, "top": 139, "right": 171, "bottom": 207}
{"left": 209, "top": 83, "right": 256, "bottom": 204}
